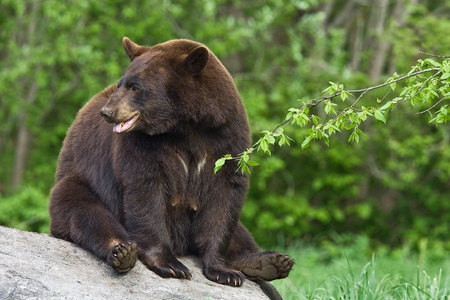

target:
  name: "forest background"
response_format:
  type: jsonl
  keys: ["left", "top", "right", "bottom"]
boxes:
{"left": 1, "top": 0, "right": 450, "bottom": 265}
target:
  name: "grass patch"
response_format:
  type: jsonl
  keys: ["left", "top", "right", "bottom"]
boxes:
{"left": 271, "top": 235, "right": 450, "bottom": 299}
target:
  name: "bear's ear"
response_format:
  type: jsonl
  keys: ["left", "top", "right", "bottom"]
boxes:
{"left": 122, "top": 37, "right": 147, "bottom": 61}
{"left": 183, "top": 46, "right": 210, "bottom": 76}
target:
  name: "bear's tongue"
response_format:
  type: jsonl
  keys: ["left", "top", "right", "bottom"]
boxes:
{"left": 113, "top": 115, "right": 139, "bottom": 133}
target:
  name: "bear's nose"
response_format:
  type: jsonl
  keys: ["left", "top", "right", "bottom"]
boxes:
{"left": 100, "top": 107, "right": 114, "bottom": 122}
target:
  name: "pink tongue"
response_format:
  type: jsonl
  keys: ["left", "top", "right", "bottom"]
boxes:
{"left": 113, "top": 115, "right": 139, "bottom": 133}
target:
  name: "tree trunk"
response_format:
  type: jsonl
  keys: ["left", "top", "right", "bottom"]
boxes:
{"left": 12, "top": 82, "right": 38, "bottom": 188}
{"left": 368, "top": 0, "right": 390, "bottom": 82}
{"left": 11, "top": 1, "right": 41, "bottom": 189}
{"left": 328, "top": 0, "right": 356, "bottom": 29}
{"left": 349, "top": 8, "right": 365, "bottom": 71}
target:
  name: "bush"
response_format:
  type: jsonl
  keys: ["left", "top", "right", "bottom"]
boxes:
{"left": 0, "top": 186, "right": 50, "bottom": 233}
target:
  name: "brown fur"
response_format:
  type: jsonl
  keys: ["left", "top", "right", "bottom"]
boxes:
{"left": 49, "top": 37, "right": 294, "bottom": 288}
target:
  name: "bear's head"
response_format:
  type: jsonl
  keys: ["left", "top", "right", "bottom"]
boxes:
{"left": 100, "top": 37, "right": 243, "bottom": 136}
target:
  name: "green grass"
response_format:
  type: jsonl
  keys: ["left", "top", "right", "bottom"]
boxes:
{"left": 271, "top": 235, "right": 450, "bottom": 299}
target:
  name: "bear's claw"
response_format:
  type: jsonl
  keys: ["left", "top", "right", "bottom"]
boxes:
{"left": 204, "top": 266, "right": 245, "bottom": 287}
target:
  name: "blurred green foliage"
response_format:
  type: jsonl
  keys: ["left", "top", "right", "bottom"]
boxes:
{"left": 0, "top": 186, "right": 49, "bottom": 233}
{"left": 1, "top": 0, "right": 450, "bottom": 254}
{"left": 273, "top": 234, "right": 450, "bottom": 299}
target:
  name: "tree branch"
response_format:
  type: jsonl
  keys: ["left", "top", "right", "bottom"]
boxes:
{"left": 277, "top": 67, "right": 441, "bottom": 130}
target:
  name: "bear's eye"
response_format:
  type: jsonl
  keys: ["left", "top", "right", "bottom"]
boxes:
{"left": 131, "top": 85, "right": 139, "bottom": 92}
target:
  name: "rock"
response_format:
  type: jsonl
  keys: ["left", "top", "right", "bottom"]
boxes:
{"left": 0, "top": 226, "right": 280, "bottom": 299}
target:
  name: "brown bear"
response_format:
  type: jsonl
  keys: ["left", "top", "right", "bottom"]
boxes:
{"left": 49, "top": 37, "right": 294, "bottom": 289}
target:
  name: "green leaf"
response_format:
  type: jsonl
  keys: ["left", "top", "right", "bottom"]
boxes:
{"left": 380, "top": 101, "right": 393, "bottom": 111}
{"left": 374, "top": 110, "right": 386, "bottom": 123}
{"left": 246, "top": 160, "right": 259, "bottom": 167}
{"left": 301, "top": 136, "right": 311, "bottom": 149}
{"left": 242, "top": 152, "right": 249, "bottom": 163}
{"left": 240, "top": 164, "right": 251, "bottom": 175}
{"left": 324, "top": 100, "right": 337, "bottom": 115}
{"left": 312, "top": 115, "right": 321, "bottom": 125}
{"left": 265, "top": 134, "right": 276, "bottom": 145}
{"left": 285, "top": 110, "right": 294, "bottom": 120}
{"left": 278, "top": 134, "right": 292, "bottom": 147}
{"left": 386, "top": 72, "right": 399, "bottom": 91}
{"left": 214, "top": 158, "right": 226, "bottom": 173}
{"left": 348, "top": 130, "right": 359, "bottom": 143}
{"left": 356, "top": 127, "right": 366, "bottom": 138}
{"left": 390, "top": 82, "right": 397, "bottom": 91}
{"left": 258, "top": 138, "right": 272, "bottom": 155}
{"left": 341, "top": 90, "right": 348, "bottom": 101}
{"left": 278, "top": 135, "right": 285, "bottom": 147}
{"left": 295, "top": 112, "right": 310, "bottom": 126}
{"left": 303, "top": 106, "right": 309, "bottom": 114}
{"left": 259, "top": 139, "right": 268, "bottom": 152}
{"left": 440, "top": 72, "right": 450, "bottom": 80}
{"left": 357, "top": 110, "right": 368, "bottom": 122}
{"left": 423, "top": 58, "right": 441, "bottom": 68}
{"left": 323, "top": 82, "right": 336, "bottom": 95}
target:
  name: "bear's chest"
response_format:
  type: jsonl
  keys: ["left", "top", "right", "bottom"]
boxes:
{"left": 116, "top": 133, "right": 217, "bottom": 211}
{"left": 169, "top": 149, "right": 210, "bottom": 211}
{"left": 174, "top": 150, "right": 208, "bottom": 178}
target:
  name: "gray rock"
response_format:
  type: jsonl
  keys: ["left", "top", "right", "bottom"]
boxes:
{"left": 0, "top": 226, "right": 278, "bottom": 299}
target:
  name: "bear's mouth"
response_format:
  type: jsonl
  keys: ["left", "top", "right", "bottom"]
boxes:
{"left": 113, "top": 114, "right": 139, "bottom": 133}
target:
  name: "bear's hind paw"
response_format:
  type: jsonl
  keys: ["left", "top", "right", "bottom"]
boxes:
{"left": 108, "top": 242, "right": 138, "bottom": 273}
{"left": 233, "top": 251, "right": 295, "bottom": 281}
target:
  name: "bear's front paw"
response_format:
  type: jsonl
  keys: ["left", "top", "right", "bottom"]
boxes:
{"left": 152, "top": 260, "right": 192, "bottom": 280}
{"left": 108, "top": 242, "right": 137, "bottom": 273}
{"left": 142, "top": 253, "right": 192, "bottom": 280}
{"left": 237, "top": 251, "right": 295, "bottom": 281}
{"left": 204, "top": 266, "right": 245, "bottom": 287}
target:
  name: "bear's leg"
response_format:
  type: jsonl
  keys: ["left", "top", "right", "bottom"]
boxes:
{"left": 123, "top": 188, "right": 191, "bottom": 279}
{"left": 193, "top": 209, "right": 246, "bottom": 287}
{"left": 49, "top": 177, "right": 137, "bottom": 272}
{"left": 227, "top": 222, "right": 295, "bottom": 281}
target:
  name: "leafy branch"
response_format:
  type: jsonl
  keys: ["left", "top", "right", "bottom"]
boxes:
{"left": 215, "top": 57, "right": 450, "bottom": 174}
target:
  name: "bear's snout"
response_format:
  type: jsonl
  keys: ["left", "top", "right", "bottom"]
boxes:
{"left": 100, "top": 107, "right": 114, "bottom": 123}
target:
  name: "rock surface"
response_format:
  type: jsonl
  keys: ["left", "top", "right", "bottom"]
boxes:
{"left": 0, "top": 226, "right": 276, "bottom": 300}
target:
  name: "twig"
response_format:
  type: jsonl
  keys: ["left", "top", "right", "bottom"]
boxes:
{"left": 419, "top": 51, "right": 450, "bottom": 59}
{"left": 416, "top": 97, "right": 449, "bottom": 115}
{"left": 346, "top": 68, "right": 440, "bottom": 94}
{"left": 410, "top": 70, "right": 442, "bottom": 99}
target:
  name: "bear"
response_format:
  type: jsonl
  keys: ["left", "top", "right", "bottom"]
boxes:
{"left": 49, "top": 37, "right": 294, "bottom": 289}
